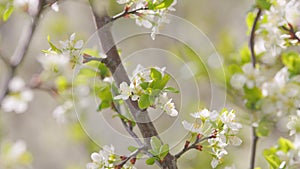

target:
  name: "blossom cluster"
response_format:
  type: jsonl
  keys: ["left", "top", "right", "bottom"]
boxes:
{"left": 114, "top": 65, "right": 179, "bottom": 117}
{"left": 182, "top": 109, "right": 242, "bottom": 168}
{"left": 264, "top": 135, "right": 300, "bottom": 169}
{"left": 40, "top": 33, "right": 83, "bottom": 77}
{"left": 86, "top": 145, "right": 136, "bottom": 169}
{"left": 115, "top": 0, "right": 177, "bottom": 40}
{"left": 39, "top": 33, "right": 84, "bottom": 123}
{"left": 0, "top": 140, "right": 32, "bottom": 168}
{"left": 254, "top": 0, "right": 300, "bottom": 65}
{"left": 1, "top": 77, "right": 34, "bottom": 113}
{"left": 230, "top": 60, "right": 300, "bottom": 136}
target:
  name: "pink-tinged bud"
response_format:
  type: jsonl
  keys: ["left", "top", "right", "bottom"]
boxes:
{"left": 196, "top": 145, "right": 203, "bottom": 151}
{"left": 124, "top": 5, "right": 130, "bottom": 12}
{"left": 120, "top": 155, "right": 127, "bottom": 160}
{"left": 130, "top": 157, "right": 136, "bottom": 164}
{"left": 197, "top": 133, "right": 202, "bottom": 140}
{"left": 114, "top": 165, "right": 122, "bottom": 169}
{"left": 184, "top": 140, "right": 190, "bottom": 149}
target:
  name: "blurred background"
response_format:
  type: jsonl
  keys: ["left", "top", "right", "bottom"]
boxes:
{"left": 0, "top": 0, "right": 278, "bottom": 169}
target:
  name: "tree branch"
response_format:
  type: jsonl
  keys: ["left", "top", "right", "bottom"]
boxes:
{"left": 111, "top": 6, "right": 149, "bottom": 22}
{"left": 250, "top": 127, "right": 259, "bottom": 169}
{"left": 175, "top": 133, "right": 215, "bottom": 159}
{"left": 249, "top": 8, "right": 262, "bottom": 68}
{"left": 88, "top": 1, "right": 177, "bottom": 168}
{"left": 0, "top": 0, "right": 46, "bottom": 104}
{"left": 116, "top": 146, "right": 146, "bottom": 168}
{"left": 281, "top": 23, "right": 300, "bottom": 43}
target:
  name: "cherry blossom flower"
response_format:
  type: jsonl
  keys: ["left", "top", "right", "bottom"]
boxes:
{"left": 1, "top": 77, "right": 34, "bottom": 114}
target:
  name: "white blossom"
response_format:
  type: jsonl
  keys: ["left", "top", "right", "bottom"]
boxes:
{"left": 1, "top": 77, "right": 33, "bottom": 114}
{"left": 0, "top": 140, "right": 31, "bottom": 168}
{"left": 163, "top": 99, "right": 178, "bottom": 117}
{"left": 38, "top": 52, "right": 70, "bottom": 72}
{"left": 285, "top": 0, "right": 300, "bottom": 26}
{"left": 182, "top": 120, "right": 203, "bottom": 134}
{"left": 230, "top": 63, "right": 264, "bottom": 90}
{"left": 114, "top": 82, "right": 132, "bottom": 100}
{"left": 52, "top": 101, "right": 73, "bottom": 124}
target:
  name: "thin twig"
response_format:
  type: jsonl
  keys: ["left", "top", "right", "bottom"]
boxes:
{"left": 116, "top": 146, "right": 146, "bottom": 168}
{"left": 0, "top": 0, "right": 46, "bottom": 104}
{"left": 175, "top": 135, "right": 214, "bottom": 159}
{"left": 281, "top": 23, "right": 300, "bottom": 43}
{"left": 82, "top": 53, "right": 105, "bottom": 63}
{"left": 250, "top": 127, "right": 259, "bottom": 169}
{"left": 111, "top": 7, "right": 149, "bottom": 22}
{"left": 249, "top": 9, "right": 262, "bottom": 68}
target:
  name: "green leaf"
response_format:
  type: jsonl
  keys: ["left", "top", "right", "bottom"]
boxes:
{"left": 256, "top": 0, "right": 271, "bottom": 10}
{"left": 128, "top": 146, "right": 138, "bottom": 152}
{"left": 151, "top": 74, "right": 171, "bottom": 89}
{"left": 239, "top": 45, "right": 251, "bottom": 64}
{"left": 78, "top": 68, "right": 97, "bottom": 78}
{"left": 138, "top": 94, "right": 150, "bottom": 109}
{"left": 149, "top": 149, "right": 159, "bottom": 156}
{"left": 98, "top": 63, "right": 110, "bottom": 78}
{"left": 3, "top": 5, "right": 13, "bottom": 21}
{"left": 140, "top": 82, "right": 149, "bottom": 90}
{"left": 159, "top": 144, "right": 169, "bottom": 160}
{"left": 244, "top": 86, "right": 262, "bottom": 110}
{"left": 246, "top": 12, "right": 256, "bottom": 35}
{"left": 47, "top": 35, "right": 62, "bottom": 53}
{"left": 282, "top": 51, "right": 300, "bottom": 77}
{"left": 263, "top": 147, "right": 281, "bottom": 169}
{"left": 146, "top": 157, "right": 156, "bottom": 165}
{"left": 150, "top": 136, "right": 162, "bottom": 153}
{"left": 163, "top": 87, "right": 179, "bottom": 93}
{"left": 152, "top": 0, "right": 174, "bottom": 10}
{"left": 256, "top": 120, "right": 271, "bottom": 137}
{"left": 97, "top": 100, "right": 111, "bottom": 111}
{"left": 55, "top": 76, "right": 68, "bottom": 92}
{"left": 278, "top": 137, "right": 294, "bottom": 153}
{"left": 150, "top": 68, "right": 162, "bottom": 81}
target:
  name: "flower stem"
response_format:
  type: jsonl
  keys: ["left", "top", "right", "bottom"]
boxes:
{"left": 249, "top": 8, "right": 262, "bottom": 68}
{"left": 250, "top": 126, "right": 259, "bottom": 169}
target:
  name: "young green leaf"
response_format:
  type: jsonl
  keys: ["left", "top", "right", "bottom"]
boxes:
{"left": 140, "top": 82, "right": 149, "bottom": 90}
{"left": 277, "top": 137, "right": 294, "bottom": 153}
{"left": 3, "top": 5, "right": 13, "bottom": 21}
{"left": 256, "top": 120, "right": 271, "bottom": 137}
{"left": 138, "top": 94, "right": 151, "bottom": 109}
{"left": 163, "top": 87, "right": 179, "bottom": 93}
{"left": 150, "top": 68, "right": 162, "bottom": 81}
{"left": 256, "top": 0, "right": 271, "bottom": 10}
{"left": 55, "top": 76, "right": 68, "bottom": 92}
{"left": 153, "top": 0, "right": 174, "bottom": 10}
{"left": 263, "top": 147, "right": 281, "bottom": 169}
{"left": 244, "top": 86, "right": 262, "bottom": 110}
{"left": 146, "top": 157, "right": 156, "bottom": 165}
{"left": 282, "top": 51, "right": 300, "bottom": 76}
{"left": 159, "top": 144, "right": 169, "bottom": 159}
{"left": 150, "top": 136, "right": 162, "bottom": 153}
{"left": 128, "top": 146, "right": 138, "bottom": 152}
{"left": 47, "top": 35, "right": 62, "bottom": 53}
{"left": 97, "top": 100, "right": 111, "bottom": 111}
